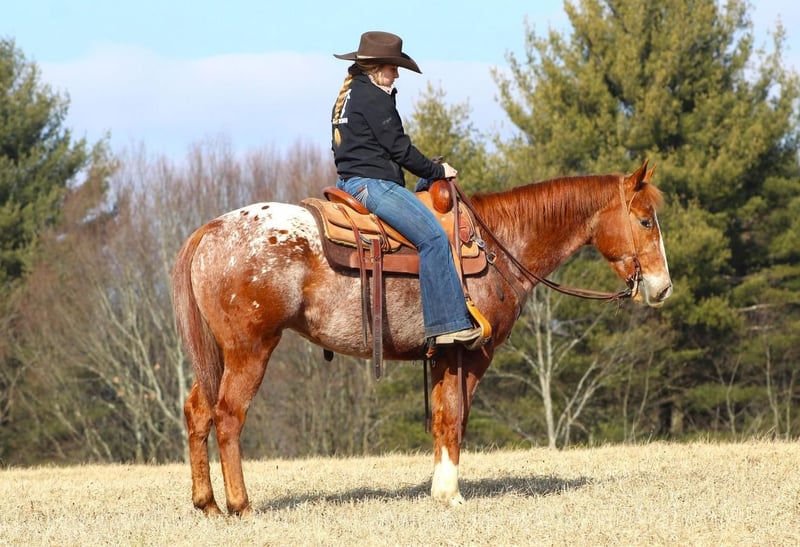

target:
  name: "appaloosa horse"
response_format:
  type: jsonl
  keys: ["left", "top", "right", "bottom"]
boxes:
{"left": 171, "top": 160, "right": 672, "bottom": 515}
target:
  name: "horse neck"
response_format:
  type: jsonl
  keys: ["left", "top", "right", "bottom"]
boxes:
{"left": 469, "top": 174, "right": 619, "bottom": 277}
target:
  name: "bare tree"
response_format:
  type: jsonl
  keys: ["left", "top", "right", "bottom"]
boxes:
{"left": 479, "top": 284, "right": 614, "bottom": 448}
{"left": 478, "top": 258, "right": 673, "bottom": 448}
{"left": 242, "top": 332, "right": 385, "bottom": 458}
{"left": 8, "top": 140, "right": 292, "bottom": 463}
{"left": 7, "top": 136, "right": 440, "bottom": 464}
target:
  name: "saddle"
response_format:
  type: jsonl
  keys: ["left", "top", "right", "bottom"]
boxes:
{"left": 301, "top": 180, "right": 490, "bottom": 377}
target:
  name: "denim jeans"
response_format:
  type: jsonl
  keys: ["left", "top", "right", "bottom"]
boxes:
{"left": 337, "top": 177, "right": 473, "bottom": 338}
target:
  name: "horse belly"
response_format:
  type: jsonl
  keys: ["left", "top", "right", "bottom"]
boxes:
{"left": 300, "top": 271, "right": 427, "bottom": 358}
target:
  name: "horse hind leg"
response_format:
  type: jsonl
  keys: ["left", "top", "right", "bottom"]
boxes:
{"left": 214, "top": 336, "right": 280, "bottom": 516}
{"left": 184, "top": 381, "right": 223, "bottom": 515}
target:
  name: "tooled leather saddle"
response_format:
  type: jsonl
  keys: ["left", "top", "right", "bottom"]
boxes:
{"left": 301, "top": 180, "right": 489, "bottom": 378}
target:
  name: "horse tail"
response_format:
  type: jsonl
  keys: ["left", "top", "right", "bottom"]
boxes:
{"left": 172, "top": 221, "right": 223, "bottom": 407}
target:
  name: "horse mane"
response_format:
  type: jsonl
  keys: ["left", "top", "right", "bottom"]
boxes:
{"left": 470, "top": 174, "right": 615, "bottom": 233}
{"left": 469, "top": 173, "right": 663, "bottom": 235}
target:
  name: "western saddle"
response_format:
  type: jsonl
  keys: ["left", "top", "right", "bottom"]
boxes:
{"left": 301, "top": 180, "right": 491, "bottom": 378}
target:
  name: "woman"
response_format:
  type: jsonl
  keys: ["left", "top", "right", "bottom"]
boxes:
{"left": 330, "top": 31, "right": 482, "bottom": 349}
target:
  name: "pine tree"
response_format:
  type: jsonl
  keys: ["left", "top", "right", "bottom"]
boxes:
{"left": 0, "top": 38, "right": 92, "bottom": 287}
{"left": 405, "top": 83, "right": 505, "bottom": 192}
{"left": 493, "top": 0, "right": 800, "bottom": 438}
{"left": 0, "top": 38, "right": 100, "bottom": 461}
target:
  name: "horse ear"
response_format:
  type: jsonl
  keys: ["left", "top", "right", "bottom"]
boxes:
{"left": 630, "top": 159, "right": 650, "bottom": 191}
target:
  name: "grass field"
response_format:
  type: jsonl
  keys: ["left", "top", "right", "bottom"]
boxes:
{"left": 1, "top": 440, "right": 798, "bottom": 546}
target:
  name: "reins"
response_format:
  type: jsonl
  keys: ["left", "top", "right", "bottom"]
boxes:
{"left": 452, "top": 178, "right": 642, "bottom": 302}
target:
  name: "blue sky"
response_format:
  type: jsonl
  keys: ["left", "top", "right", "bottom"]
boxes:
{"left": 6, "top": 1, "right": 799, "bottom": 160}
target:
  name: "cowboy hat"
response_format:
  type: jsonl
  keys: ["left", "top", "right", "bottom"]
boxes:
{"left": 334, "top": 31, "right": 421, "bottom": 73}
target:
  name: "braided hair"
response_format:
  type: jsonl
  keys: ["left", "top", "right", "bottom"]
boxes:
{"left": 332, "top": 62, "right": 381, "bottom": 147}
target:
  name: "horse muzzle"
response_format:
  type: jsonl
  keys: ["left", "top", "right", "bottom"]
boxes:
{"left": 635, "top": 276, "right": 673, "bottom": 307}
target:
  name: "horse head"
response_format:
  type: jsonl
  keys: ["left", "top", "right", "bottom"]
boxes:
{"left": 594, "top": 160, "right": 673, "bottom": 307}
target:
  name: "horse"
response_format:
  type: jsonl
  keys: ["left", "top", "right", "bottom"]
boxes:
{"left": 171, "top": 160, "right": 672, "bottom": 515}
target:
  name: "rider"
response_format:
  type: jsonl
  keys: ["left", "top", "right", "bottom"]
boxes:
{"left": 330, "top": 30, "right": 482, "bottom": 349}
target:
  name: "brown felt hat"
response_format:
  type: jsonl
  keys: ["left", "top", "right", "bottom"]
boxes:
{"left": 334, "top": 31, "right": 422, "bottom": 73}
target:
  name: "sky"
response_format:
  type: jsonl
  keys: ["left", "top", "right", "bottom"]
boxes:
{"left": 6, "top": 1, "right": 800, "bottom": 161}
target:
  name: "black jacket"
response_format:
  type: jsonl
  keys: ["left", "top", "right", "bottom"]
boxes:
{"left": 331, "top": 74, "right": 445, "bottom": 186}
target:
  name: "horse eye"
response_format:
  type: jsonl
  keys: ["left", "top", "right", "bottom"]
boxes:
{"left": 639, "top": 218, "right": 653, "bottom": 229}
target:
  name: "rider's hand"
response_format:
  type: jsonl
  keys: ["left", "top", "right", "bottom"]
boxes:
{"left": 442, "top": 162, "right": 458, "bottom": 179}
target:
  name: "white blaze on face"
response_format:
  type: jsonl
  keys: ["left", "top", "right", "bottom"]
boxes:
{"left": 431, "top": 446, "right": 464, "bottom": 506}
{"left": 642, "top": 211, "right": 673, "bottom": 305}
{"left": 654, "top": 212, "right": 670, "bottom": 277}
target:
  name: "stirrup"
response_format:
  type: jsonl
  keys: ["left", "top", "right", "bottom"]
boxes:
{"left": 465, "top": 297, "right": 491, "bottom": 348}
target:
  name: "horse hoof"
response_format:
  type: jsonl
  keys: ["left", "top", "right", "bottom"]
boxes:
{"left": 229, "top": 504, "right": 253, "bottom": 517}
{"left": 202, "top": 502, "right": 224, "bottom": 517}
{"left": 448, "top": 493, "right": 465, "bottom": 507}
{"left": 432, "top": 491, "right": 465, "bottom": 507}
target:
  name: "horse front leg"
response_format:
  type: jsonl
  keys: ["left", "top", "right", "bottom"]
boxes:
{"left": 184, "top": 381, "right": 222, "bottom": 515}
{"left": 429, "top": 350, "right": 491, "bottom": 506}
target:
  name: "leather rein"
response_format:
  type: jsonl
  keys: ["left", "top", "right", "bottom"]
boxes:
{"left": 452, "top": 178, "right": 643, "bottom": 302}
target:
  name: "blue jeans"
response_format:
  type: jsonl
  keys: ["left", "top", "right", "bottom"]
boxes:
{"left": 337, "top": 177, "right": 473, "bottom": 338}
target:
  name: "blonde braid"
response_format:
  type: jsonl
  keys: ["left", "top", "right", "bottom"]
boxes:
{"left": 332, "top": 74, "right": 353, "bottom": 147}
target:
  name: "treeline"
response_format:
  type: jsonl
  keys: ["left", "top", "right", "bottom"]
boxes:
{"left": 2, "top": 0, "right": 799, "bottom": 466}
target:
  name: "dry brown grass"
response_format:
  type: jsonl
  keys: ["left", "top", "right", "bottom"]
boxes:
{"left": 1, "top": 440, "right": 798, "bottom": 546}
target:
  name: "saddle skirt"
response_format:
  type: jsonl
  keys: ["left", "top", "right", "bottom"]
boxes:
{"left": 301, "top": 184, "right": 487, "bottom": 276}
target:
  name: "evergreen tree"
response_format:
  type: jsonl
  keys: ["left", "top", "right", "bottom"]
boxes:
{"left": 0, "top": 38, "right": 91, "bottom": 287}
{"left": 405, "top": 83, "right": 505, "bottom": 192}
{"left": 0, "top": 38, "right": 102, "bottom": 461}
{"left": 492, "top": 0, "right": 800, "bottom": 438}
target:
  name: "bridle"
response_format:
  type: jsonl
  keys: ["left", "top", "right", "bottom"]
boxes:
{"left": 452, "top": 177, "right": 644, "bottom": 302}
{"left": 617, "top": 178, "right": 644, "bottom": 299}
